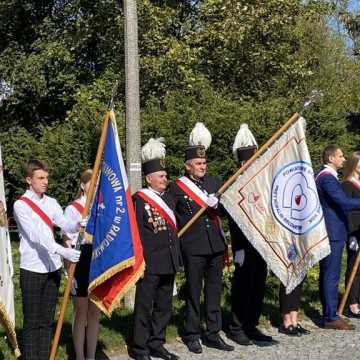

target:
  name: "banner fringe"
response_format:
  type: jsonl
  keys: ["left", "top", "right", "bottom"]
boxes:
{"left": 88, "top": 256, "right": 135, "bottom": 293}
{"left": 0, "top": 302, "right": 21, "bottom": 357}
{"left": 90, "top": 261, "right": 145, "bottom": 316}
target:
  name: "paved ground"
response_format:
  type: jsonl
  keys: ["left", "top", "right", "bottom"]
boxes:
{"left": 101, "top": 317, "right": 360, "bottom": 360}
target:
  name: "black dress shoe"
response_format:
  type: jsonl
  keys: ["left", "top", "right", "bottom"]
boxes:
{"left": 150, "top": 346, "right": 179, "bottom": 360}
{"left": 295, "top": 324, "right": 310, "bottom": 335}
{"left": 184, "top": 339, "right": 202, "bottom": 354}
{"left": 128, "top": 349, "right": 152, "bottom": 360}
{"left": 202, "top": 335, "right": 235, "bottom": 351}
{"left": 245, "top": 327, "right": 273, "bottom": 342}
{"left": 344, "top": 308, "right": 360, "bottom": 319}
{"left": 226, "top": 331, "right": 253, "bottom": 346}
{"left": 278, "top": 324, "right": 301, "bottom": 337}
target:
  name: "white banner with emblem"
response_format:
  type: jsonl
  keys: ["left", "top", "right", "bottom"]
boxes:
{"left": 0, "top": 144, "right": 20, "bottom": 356}
{"left": 221, "top": 117, "right": 330, "bottom": 293}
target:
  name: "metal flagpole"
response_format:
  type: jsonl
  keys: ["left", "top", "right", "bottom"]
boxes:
{"left": 123, "top": 0, "right": 141, "bottom": 309}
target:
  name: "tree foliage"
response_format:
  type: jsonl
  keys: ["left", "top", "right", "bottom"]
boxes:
{"left": 1, "top": 0, "right": 360, "bottom": 207}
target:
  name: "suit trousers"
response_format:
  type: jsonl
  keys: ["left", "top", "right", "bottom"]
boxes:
{"left": 20, "top": 268, "right": 61, "bottom": 360}
{"left": 132, "top": 271, "right": 175, "bottom": 356}
{"left": 229, "top": 250, "right": 267, "bottom": 335}
{"left": 183, "top": 252, "right": 223, "bottom": 341}
{"left": 279, "top": 281, "right": 303, "bottom": 314}
{"left": 319, "top": 241, "right": 344, "bottom": 322}
{"left": 345, "top": 246, "right": 360, "bottom": 306}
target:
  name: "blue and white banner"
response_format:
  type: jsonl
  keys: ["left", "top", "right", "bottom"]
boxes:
{"left": 221, "top": 117, "right": 330, "bottom": 293}
{"left": 85, "top": 111, "right": 144, "bottom": 315}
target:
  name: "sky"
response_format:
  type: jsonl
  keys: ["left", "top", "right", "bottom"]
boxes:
{"left": 349, "top": 0, "right": 360, "bottom": 12}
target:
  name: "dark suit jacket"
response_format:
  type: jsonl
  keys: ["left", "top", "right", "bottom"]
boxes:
{"left": 316, "top": 168, "right": 360, "bottom": 242}
{"left": 342, "top": 180, "right": 360, "bottom": 239}
{"left": 133, "top": 191, "right": 182, "bottom": 274}
{"left": 168, "top": 174, "right": 226, "bottom": 256}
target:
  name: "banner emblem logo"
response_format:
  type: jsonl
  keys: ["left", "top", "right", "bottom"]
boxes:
{"left": 97, "top": 192, "right": 105, "bottom": 211}
{"left": 271, "top": 161, "right": 323, "bottom": 235}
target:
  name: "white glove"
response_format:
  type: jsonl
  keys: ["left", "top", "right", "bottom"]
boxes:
{"left": 206, "top": 194, "right": 219, "bottom": 208}
{"left": 234, "top": 250, "right": 245, "bottom": 266}
{"left": 349, "top": 236, "right": 359, "bottom": 251}
{"left": 70, "top": 278, "right": 78, "bottom": 296}
{"left": 79, "top": 216, "right": 89, "bottom": 228}
{"left": 56, "top": 244, "right": 81, "bottom": 263}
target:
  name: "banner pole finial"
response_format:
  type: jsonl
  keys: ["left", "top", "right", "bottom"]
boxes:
{"left": 107, "top": 81, "right": 119, "bottom": 111}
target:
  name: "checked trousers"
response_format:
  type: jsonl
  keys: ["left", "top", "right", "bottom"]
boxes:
{"left": 20, "top": 268, "right": 61, "bottom": 360}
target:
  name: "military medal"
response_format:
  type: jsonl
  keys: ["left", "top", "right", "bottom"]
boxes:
{"left": 145, "top": 203, "right": 152, "bottom": 219}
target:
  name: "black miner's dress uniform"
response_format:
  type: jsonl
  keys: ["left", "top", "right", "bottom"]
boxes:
{"left": 131, "top": 191, "right": 182, "bottom": 357}
{"left": 228, "top": 217, "right": 267, "bottom": 337}
{"left": 169, "top": 175, "right": 226, "bottom": 342}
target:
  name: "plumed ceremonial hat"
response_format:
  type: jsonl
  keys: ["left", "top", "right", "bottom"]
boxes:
{"left": 185, "top": 122, "right": 212, "bottom": 161}
{"left": 141, "top": 137, "right": 166, "bottom": 176}
{"left": 232, "top": 124, "right": 258, "bottom": 164}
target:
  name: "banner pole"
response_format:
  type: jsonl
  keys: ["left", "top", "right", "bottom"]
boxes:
{"left": 178, "top": 112, "right": 300, "bottom": 238}
{"left": 49, "top": 110, "right": 111, "bottom": 360}
{"left": 338, "top": 249, "right": 360, "bottom": 315}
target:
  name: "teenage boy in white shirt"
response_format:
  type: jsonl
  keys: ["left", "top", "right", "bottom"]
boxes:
{"left": 13, "top": 159, "right": 82, "bottom": 360}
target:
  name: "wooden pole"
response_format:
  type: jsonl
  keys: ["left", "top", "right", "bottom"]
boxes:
{"left": 178, "top": 112, "right": 300, "bottom": 238}
{"left": 338, "top": 248, "right": 360, "bottom": 315}
{"left": 49, "top": 111, "right": 112, "bottom": 360}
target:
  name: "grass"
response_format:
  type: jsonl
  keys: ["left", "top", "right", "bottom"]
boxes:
{"left": 0, "top": 241, "right": 349, "bottom": 359}
{"left": 0, "top": 242, "right": 134, "bottom": 360}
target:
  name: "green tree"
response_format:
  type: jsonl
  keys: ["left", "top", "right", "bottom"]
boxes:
{"left": 1, "top": 0, "right": 360, "bottom": 206}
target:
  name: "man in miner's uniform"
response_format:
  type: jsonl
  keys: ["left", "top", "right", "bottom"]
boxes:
{"left": 129, "top": 138, "right": 181, "bottom": 360}
{"left": 169, "top": 123, "right": 234, "bottom": 354}
{"left": 226, "top": 124, "right": 273, "bottom": 345}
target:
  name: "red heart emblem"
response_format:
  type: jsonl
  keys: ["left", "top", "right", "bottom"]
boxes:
{"left": 295, "top": 194, "right": 302, "bottom": 206}
{"left": 249, "top": 192, "right": 260, "bottom": 203}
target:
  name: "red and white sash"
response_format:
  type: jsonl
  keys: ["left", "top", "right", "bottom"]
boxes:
{"left": 137, "top": 189, "right": 177, "bottom": 231}
{"left": 315, "top": 167, "right": 337, "bottom": 183}
{"left": 349, "top": 177, "right": 360, "bottom": 192}
{"left": 19, "top": 196, "right": 53, "bottom": 230}
{"left": 71, "top": 200, "right": 85, "bottom": 216}
{"left": 175, "top": 176, "right": 210, "bottom": 208}
{"left": 175, "top": 176, "right": 225, "bottom": 237}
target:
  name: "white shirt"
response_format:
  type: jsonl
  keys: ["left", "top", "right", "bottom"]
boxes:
{"left": 13, "top": 190, "right": 80, "bottom": 273}
{"left": 63, "top": 195, "right": 86, "bottom": 246}
{"left": 148, "top": 186, "right": 164, "bottom": 196}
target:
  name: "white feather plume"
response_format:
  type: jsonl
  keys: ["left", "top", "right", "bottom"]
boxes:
{"left": 189, "top": 122, "right": 212, "bottom": 150}
{"left": 141, "top": 137, "right": 166, "bottom": 162}
{"left": 232, "top": 124, "right": 258, "bottom": 160}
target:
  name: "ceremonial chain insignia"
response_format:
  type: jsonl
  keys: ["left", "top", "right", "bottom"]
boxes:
{"left": 184, "top": 195, "right": 193, "bottom": 215}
